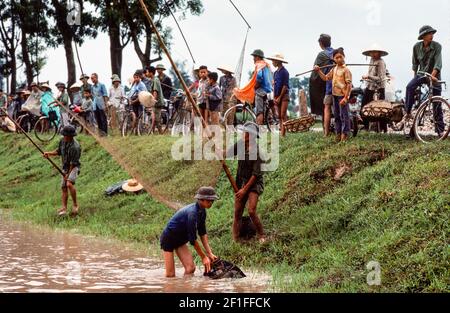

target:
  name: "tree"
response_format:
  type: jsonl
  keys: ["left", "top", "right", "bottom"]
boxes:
{"left": 169, "top": 60, "right": 193, "bottom": 90}
{"left": 120, "top": 0, "right": 203, "bottom": 69}
{"left": 46, "top": 0, "right": 99, "bottom": 88}
{"left": 0, "top": 1, "right": 20, "bottom": 93}
{"left": 16, "top": 0, "right": 51, "bottom": 85}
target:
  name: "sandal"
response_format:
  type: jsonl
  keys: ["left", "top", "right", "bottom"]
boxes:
{"left": 57, "top": 208, "right": 68, "bottom": 217}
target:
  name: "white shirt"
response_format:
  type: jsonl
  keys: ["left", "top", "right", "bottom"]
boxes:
{"left": 109, "top": 85, "right": 126, "bottom": 109}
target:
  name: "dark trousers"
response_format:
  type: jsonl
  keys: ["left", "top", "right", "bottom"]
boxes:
{"left": 333, "top": 96, "right": 351, "bottom": 134}
{"left": 362, "top": 88, "right": 387, "bottom": 132}
{"left": 405, "top": 76, "right": 444, "bottom": 133}
{"left": 94, "top": 109, "right": 108, "bottom": 135}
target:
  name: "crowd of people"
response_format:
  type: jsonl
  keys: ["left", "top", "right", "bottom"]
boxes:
{"left": 0, "top": 25, "right": 445, "bottom": 141}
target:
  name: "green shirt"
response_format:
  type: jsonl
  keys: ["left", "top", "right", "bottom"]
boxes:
{"left": 412, "top": 41, "right": 442, "bottom": 75}
{"left": 57, "top": 139, "right": 81, "bottom": 171}
{"left": 151, "top": 77, "right": 165, "bottom": 108}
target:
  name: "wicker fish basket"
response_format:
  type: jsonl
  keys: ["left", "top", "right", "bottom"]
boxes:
{"left": 361, "top": 100, "right": 394, "bottom": 121}
{"left": 283, "top": 115, "right": 316, "bottom": 133}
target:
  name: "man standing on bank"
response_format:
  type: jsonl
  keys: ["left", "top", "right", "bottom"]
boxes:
{"left": 43, "top": 125, "right": 81, "bottom": 217}
{"left": 227, "top": 122, "right": 266, "bottom": 243}
{"left": 267, "top": 53, "right": 290, "bottom": 137}
{"left": 160, "top": 187, "right": 219, "bottom": 278}
{"left": 310, "top": 34, "right": 334, "bottom": 136}
{"left": 404, "top": 25, "right": 444, "bottom": 137}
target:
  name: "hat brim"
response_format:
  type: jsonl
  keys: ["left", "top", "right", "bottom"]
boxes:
{"left": 217, "top": 67, "right": 235, "bottom": 74}
{"left": 122, "top": 180, "right": 144, "bottom": 193}
{"left": 251, "top": 54, "right": 265, "bottom": 58}
{"left": 194, "top": 195, "right": 219, "bottom": 201}
{"left": 61, "top": 132, "right": 77, "bottom": 137}
{"left": 267, "top": 57, "right": 289, "bottom": 64}
{"left": 418, "top": 29, "right": 437, "bottom": 40}
{"left": 156, "top": 67, "right": 166, "bottom": 71}
{"left": 362, "top": 50, "right": 389, "bottom": 57}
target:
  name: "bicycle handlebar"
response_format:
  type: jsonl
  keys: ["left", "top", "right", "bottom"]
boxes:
{"left": 417, "top": 71, "right": 446, "bottom": 85}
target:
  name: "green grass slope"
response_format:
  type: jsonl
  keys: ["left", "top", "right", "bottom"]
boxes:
{"left": 0, "top": 131, "right": 448, "bottom": 292}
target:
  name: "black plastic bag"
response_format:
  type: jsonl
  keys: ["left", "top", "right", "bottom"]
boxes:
{"left": 204, "top": 258, "right": 246, "bottom": 280}
{"left": 104, "top": 181, "right": 128, "bottom": 197}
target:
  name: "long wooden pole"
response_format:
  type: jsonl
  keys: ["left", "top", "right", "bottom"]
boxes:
{"left": 1, "top": 108, "right": 66, "bottom": 177}
{"left": 295, "top": 63, "right": 378, "bottom": 77}
{"left": 138, "top": 0, "right": 239, "bottom": 193}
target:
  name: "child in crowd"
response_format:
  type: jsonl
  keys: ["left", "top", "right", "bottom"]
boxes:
{"left": 79, "top": 88, "right": 95, "bottom": 133}
{"left": 206, "top": 72, "right": 223, "bottom": 127}
{"left": 314, "top": 48, "right": 353, "bottom": 142}
{"left": 197, "top": 66, "right": 209, "bottom": 125}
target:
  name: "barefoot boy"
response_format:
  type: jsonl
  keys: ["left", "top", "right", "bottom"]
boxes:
{"left": 43, "top": 125, "right": 81, "bottom": 217}
{"left": 160, "top": 187, "right": 218, "bottom": 277}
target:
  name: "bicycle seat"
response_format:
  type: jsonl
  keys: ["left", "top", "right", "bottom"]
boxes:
{"left": 351, "top": 87, "right": 364, "bottom": 96}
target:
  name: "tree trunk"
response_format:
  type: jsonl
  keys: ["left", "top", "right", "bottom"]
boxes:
{"left": 107, "top": 0, "right": 122, "bottom": 77}
{"left": 20, "top": 29, "right": 33, "bottom": 85}
{"left": 9, "top": 51, "right": 17, "bottom": 94}
{"left": 51, "top": 0, "right": 76, "bottom": 87}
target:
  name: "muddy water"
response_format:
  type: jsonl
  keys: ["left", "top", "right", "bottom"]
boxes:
{"left": 0, "top": 215, "right": 270, "bottom": 293}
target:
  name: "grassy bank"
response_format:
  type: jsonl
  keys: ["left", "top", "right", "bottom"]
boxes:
{"left": 0, "top": 131, "right": 448, "bottom": 292}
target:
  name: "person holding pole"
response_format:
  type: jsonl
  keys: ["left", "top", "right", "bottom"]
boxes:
{"left": 43, "top": 125, "right": 81, "bottom": 217}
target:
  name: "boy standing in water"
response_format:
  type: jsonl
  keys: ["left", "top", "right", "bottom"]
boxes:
{"left": 160, "top": 187, "right": 218, "bottom": 277}
{"left": 314, "top": 48, "right": 353, "bottom": 142}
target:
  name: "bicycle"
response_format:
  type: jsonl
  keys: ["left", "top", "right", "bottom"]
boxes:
{"left": 222, "top": 96, "right": 276, "bottom": 133}
{"left": 398, "top": 71, "right": 449, "bottom": 143}
{"left": 163, "top": 91, "right": 194, "bottom": 136}
{"left": 34, "top": 101, "right": 61, "bottom": 142}
{"left": 15, "top": 111, "right": 39, "bottom": 133}
{"left": 121, "top": 99, "right": 140, "bottom": 137}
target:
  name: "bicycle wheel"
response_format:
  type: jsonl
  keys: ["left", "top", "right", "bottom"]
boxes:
{"left": 69, "top": 115, "right": 84, "bottom": 135}
{"left": 121, "top": 112, "right": 137, "bottom": 137}
{"left": 16, "top": 114, "right": 33, "bottom": 133}
{"left": 34, "top": 117, "right": 58, "bottom": 142}
{"left": 223, "top": 104, "right": 256, "bottom": 131}
{"left": 413, "top": 97, "right": 450, "bottom": 143}
{"left": 171, "top": 109, "right": 192, "bottom": 136}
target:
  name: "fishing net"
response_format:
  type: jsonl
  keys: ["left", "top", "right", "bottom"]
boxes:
{"left": 55, "top": 102, "right": 222, "bottom": 210}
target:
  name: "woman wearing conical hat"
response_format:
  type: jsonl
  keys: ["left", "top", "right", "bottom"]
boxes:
{"left": 361, "top": 43, "right": 389, "bottom": 132}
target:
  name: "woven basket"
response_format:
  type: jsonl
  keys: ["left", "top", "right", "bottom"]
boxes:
{"left": 361, "top": 100, "right": 394, "bottom": 121}
{"left": 284, "top": 115, "right": 315, "bottom": 133}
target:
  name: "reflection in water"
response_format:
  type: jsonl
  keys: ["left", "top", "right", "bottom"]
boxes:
{"left": 0, "top": 215, "right": 270, "bottom": 293}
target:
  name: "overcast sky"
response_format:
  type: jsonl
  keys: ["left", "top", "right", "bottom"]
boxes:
{"left": 37, "top": 0, "right": 450, "bottom": 97}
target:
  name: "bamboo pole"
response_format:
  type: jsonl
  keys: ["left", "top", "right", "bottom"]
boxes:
{"left": 1, "top": 108, "right": 66, "bottom": 177}
{"left": 296, "top": 63, "right": 378, "bottom": 77}
{"left": 138, "top": 0, "right": 239, "bottom": 193}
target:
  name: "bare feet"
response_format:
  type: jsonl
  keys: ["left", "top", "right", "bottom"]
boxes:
{"left": 70, "top": 206, "right": 79, "bottom": 217}
{"left": 258, "top": 236, "right": 267, "bottom": 244}
{"left": 335, "top": 134, "right": 341, "bottom": 143}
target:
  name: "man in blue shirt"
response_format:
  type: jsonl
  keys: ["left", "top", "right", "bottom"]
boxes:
{"left": 127, "top": 71, "right": 147, "bottom": 120}
{"left": 251, "top": 49, "right": 273, "bottom": 125}
{"left": 160, "top": 187, "right": 219, "bottom": 278}
{"left": 268, "top": 53, "right": 290, "bottom": 137}
{"left": 91, "top": 73, "right": 109, "bottom": 136}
